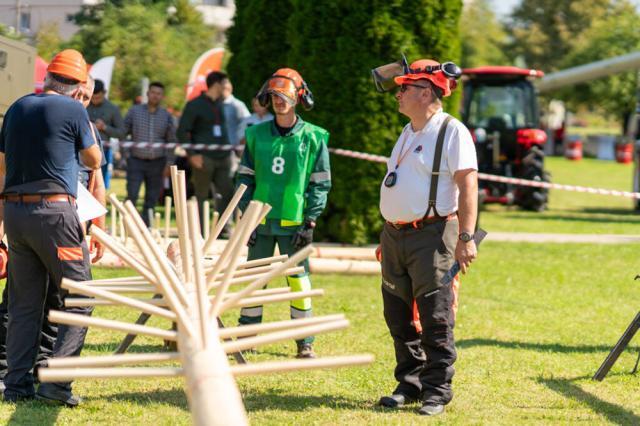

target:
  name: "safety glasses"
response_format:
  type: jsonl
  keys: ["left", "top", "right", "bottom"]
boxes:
{"left": 408, "top": 61, "right": 462, "bottom": 79}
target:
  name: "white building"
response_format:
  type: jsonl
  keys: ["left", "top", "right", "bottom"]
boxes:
{"left": 0, "top": 0, "right": 235, "bottom": 41}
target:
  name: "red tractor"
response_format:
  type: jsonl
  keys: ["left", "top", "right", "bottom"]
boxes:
{"left": 461, "top": 66, "right": 551, "bottom": 212}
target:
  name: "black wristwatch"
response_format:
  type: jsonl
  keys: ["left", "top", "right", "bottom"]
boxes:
{"left": 459, "top": 232, "right": 474, "bottom": 243}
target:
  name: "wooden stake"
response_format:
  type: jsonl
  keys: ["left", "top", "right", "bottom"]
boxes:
{"left": 62, "top": 279, "right": 176, "bottom": 321}
{"left": 231, "top": 355, "right": 374, "bottom": 377}
{"left": 219, "top": 245, "right": 313, "bottom": 312}
{"left": 203, "top": 200, "right": 210, "bottom": 240}
{"left": 40, "top": 367, "right": 183, "bottom": 381}
{"left": 48, "top": 310, "right": 177, "bottom": 341}
{"left": 175, "top": 170, "right": 192, "bottom": 282}
{"left": 188, "top": 199, "right": 211, "bottom": 348}
{"left": 228, "top": 289, "right": 324, "bottom": 310}
{"left": 164, "top": 195, "right": 172, "bottom": 243}
{"left": 218, "top": 314, "right": 345, "bottom": 339}
{"left": 48, "top": 352, "right": 180, "bottom": 368}
{"left": 110, "top": 202, "right": 117, "bottom": 237}
{"left": 222, "top": 319, "right": 349, "bottom": 353}
{"left": 203, "top": 184, "right": 247, "bottom": 254}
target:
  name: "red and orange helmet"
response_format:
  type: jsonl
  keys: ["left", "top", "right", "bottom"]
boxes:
{"left": 372, "top": 56, "right": 461, "bottom": 97}
{"left": 257, "top": 68, "right": 314, "bottom": 110}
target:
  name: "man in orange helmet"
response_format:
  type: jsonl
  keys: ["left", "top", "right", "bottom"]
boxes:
{"left": 0, "top": 49, "right": 102, "bottom": 405}
{"left": 236, "top": 68, "right": 331, "bottom": 359}
{"left": 373, "top": 58, "right": 478, "bottom": 416}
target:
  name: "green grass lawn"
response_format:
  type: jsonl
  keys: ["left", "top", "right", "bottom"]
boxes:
{"left": 480, "top": 157, "right": 640, "bottom": 234}
{"left": 1, "top": 242, "right": 639, "bottom": 424}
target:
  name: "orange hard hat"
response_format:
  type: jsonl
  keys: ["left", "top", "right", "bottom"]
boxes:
{"left": 47, "top": 49, "right": 88, "bottom": 83}
{"left": 267, "top": 68, "right": 305, "bottom": 104}
{"left": 394, "top": 59, "right": 456, "bottom": 97}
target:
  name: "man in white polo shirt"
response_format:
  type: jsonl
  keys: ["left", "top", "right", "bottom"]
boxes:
{"left": 376, "top": 58, "right": 478, "bottom": 417}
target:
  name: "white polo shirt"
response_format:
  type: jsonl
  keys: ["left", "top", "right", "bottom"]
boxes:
{"left": 380, "top": 110, "right": 477, "bottom": 223}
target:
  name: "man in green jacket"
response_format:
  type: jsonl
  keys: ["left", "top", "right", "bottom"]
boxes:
{"left": 236, "top": 68, "right": 331, "bottom": 358}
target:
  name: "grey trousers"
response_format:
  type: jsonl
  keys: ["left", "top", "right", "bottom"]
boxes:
{"left": 3, "top": 200, "right": 92, "bottom": 398}
{"left": 191, "top": 154, "right": 235, "bottom": 232}
{"left": 126, "top": 157, "right": 166, "bottom": 227}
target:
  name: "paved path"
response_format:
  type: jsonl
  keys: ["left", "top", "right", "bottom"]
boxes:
{"left": 487, "top": 232, "right": 640, "bottom": 244}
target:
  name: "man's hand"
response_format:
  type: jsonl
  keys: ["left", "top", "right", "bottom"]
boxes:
{"left": 163, "top": 165, "right": 171, "bottom": 178}
{"left": 375, "top": 244, "right": 382, "bottom": 263}
{"left": 291, "top": 220, "right": 315, "bottom": 250}
{"left": 189, "top": 154, "right": 204, "bottom": 169}
{"left": 89, "top": 236, "right": 105, "bottom": 264}
{"left": 455, "top": 239, "right": 477, "bottom": 274}
{"left": 95, "top": 119, "right": 107, "bottom": 131}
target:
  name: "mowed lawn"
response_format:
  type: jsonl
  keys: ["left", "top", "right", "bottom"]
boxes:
{"left": 1, "top": 242, "right": 639, "bottom": 425}
{"left": 479, "top": 157, "right": 640, "bottom": 234}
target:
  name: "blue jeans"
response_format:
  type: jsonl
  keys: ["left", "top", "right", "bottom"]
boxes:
{"left": 102, "top": 147, "right": 113, "bottom": 189}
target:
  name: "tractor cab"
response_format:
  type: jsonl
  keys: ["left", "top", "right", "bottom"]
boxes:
{"left": 461, "top": 66, "right": 550, "bottom": 211}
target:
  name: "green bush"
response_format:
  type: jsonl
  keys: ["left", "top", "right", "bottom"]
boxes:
{"left": 228, "top": 0, "right": 462, "bottom": 243}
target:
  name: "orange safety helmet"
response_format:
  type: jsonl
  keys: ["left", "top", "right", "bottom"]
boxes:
{"left": 257, "top": 68, "right": 314, "bottom": 110}
{"left": 394, "top": 59, "right": 461, "bottom": 98}
{"left": 47, "top": 49, "right": 88, "bottom": 83}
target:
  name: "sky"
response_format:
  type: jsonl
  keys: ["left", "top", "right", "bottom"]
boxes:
{"left": 488, "top": 0, "right": 640, "bottom": 17}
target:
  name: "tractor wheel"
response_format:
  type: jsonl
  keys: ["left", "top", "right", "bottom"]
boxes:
{"left": 517, "top": 147, "right": 550, "bottom": 212}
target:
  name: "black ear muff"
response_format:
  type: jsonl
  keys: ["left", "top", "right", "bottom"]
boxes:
{"left": 300, "top": 81, "right": 314, "bottom": 111}
{"left": 257, "top": 90, "right": 270, "bottom": 107}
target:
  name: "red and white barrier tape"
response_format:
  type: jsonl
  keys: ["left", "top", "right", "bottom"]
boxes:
{"left": 101, "top": 142, "right": 640, "bottom": 200}
{"left": 327, "top": 147, "right": 640, "bottom": 200}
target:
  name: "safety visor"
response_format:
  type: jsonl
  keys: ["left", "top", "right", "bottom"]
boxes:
{"left": 371, "top": 55, "right": 410, "bottom": 93}
{"left": 258, "top": 76, "right": 299, "bottom": 106}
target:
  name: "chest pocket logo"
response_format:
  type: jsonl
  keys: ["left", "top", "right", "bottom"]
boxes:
{"left": 272, "top": 156, "right": 285, "bottom": 174}
{"left": 414, "top": 145, "right": 423, "bottom": 153}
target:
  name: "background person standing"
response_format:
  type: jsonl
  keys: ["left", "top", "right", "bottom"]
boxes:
{"left": 376, "top": 58, "right": 477, "bottom": 417}
{"left": 177, "top": 71, "right": 232, "bottom": 235}
{"left": 87, "top": 79, "right": 125, "bottom": 189}
{"left": 123, "top": 81, "right": 176, "bottom": 226}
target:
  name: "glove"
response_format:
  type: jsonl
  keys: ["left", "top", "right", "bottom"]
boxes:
{"left": 247, "top": 229, "right": 257, "bottom": 247}
{"left": 291, "top": 220, "right": 315, "bottom": 250}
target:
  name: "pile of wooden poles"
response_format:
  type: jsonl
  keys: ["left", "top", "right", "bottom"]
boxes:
{"left": 38, "top": 166, "right": 373, "bottom": 425}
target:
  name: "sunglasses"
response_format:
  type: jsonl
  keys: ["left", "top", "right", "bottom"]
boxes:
{"left": 399, "top": 83, "right": 430, "bottom": 93}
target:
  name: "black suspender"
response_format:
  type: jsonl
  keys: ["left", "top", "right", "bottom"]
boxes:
{"left": 425, "top": 115, "right": 453, "bottom": 218}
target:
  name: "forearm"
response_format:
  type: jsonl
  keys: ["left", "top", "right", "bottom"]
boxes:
{"left": 304, "top": 180, "right": 331, "bottom": 221}
{"left": 92, "top": 170, "right": 107, "bottom": 229}
{"left": 457, "top": 171, "right": 478, "bottom": 233}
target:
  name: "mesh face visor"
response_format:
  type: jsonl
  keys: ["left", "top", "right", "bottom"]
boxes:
{"left": 371, "top": 59, "right": 409, "bottom": 93}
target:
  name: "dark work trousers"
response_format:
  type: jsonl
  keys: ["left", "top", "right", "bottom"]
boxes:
{"left": 380, "top": 219, "right": 459, "bottom": 405}
{"left": 238, "top": 233, "right": 314, "bottom": 345}
{"left": 3, "top": 200, "right": 93, "bottom": 398}
{"left": 191, "top": 154, "right": 235, "bottom": 234}
{"left": 0, "top": 283, "right": 58, "bottom": 380}
{"left": 126, "top": 156, "right": 166, "bottom": 227}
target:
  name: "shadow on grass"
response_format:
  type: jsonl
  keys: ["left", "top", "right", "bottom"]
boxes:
{"left": 82, "top": 343, "right": 166, "bottom": 353}
{"left": 500, "top": 213, "right": 640, "bottom": 225}
{"left": 88, "top": 388, "right": 189, "bottom": 411}
{"left": 538, "top": 377, "right": 640, "bottom": 425}
{"left": 457, "top": 338, "right": 637, "bottom": 354}
{"left": 580, "top": 207, "right": 640, "bottom": 216}
{"left": 7, "top": 401, "right": 61, "bottom": 426}
{"left": 244, "top": 389, "right": 363, "bottom": 412}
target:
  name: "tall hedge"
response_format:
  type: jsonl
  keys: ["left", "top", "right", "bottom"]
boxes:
{"left": 228, "top": 1, "right": 462, "bottom": 243}
{"left": 226, "top": 0, "right": 292, "bottom": 104}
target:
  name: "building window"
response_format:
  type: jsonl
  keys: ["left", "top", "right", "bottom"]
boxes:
{"left": 20, "top": 11, "right": 31, "bottom": 32}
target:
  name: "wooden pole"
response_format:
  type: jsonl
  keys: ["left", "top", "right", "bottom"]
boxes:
{"left": 203, "top": 184, "right": 247, "bottom": 254}
{"left": 203, "top": 200, "right": 210, "bottom": 240}
{"left": 48, "top": 352, "right": 180, "bottom": 368}
{"left": 219, "top": 245, "right": 313, "bottom": 313}
{"left": 120, "top": 212, "right": 198, "bottom": 341}
{"left": 40, "top": 367, "right": 183, "bottom": 381}
{"left": 175, "top": 170, "right": 192, "bottom": 282}
{"left": 188, "top": 199, "right": 211, "bottom": 348}
{"left": 48, "top": 310, "right": 178, "bottom": 341}
{"left": 110, "top": 202, "right": 117, "bottom": 237}
{"left": 231, "top": 355, "right": 375, "bottom": 377}
{"left": 228, "top": 289, "right": 324, "bottom": 310}
{"left": 222, "top": 319, "right": 349, "bottom": 353}
{"left": 61, "top": 279, "right": 177, "bottom": 321}
{"left": 218, "top": 314, "right": 345, "bottom": 339}
{"left": 164, "top": 195, "right": 172, "bottom": 243}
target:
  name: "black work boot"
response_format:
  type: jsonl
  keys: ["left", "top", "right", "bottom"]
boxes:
{"left": 378, "top": 392, "right": 418, "bottom": 408}
{"left": 36, "top": 385, "right": 81, "bottom": 408}
{"left": 296, "top": 343, "right": 316, "bottom": 359}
